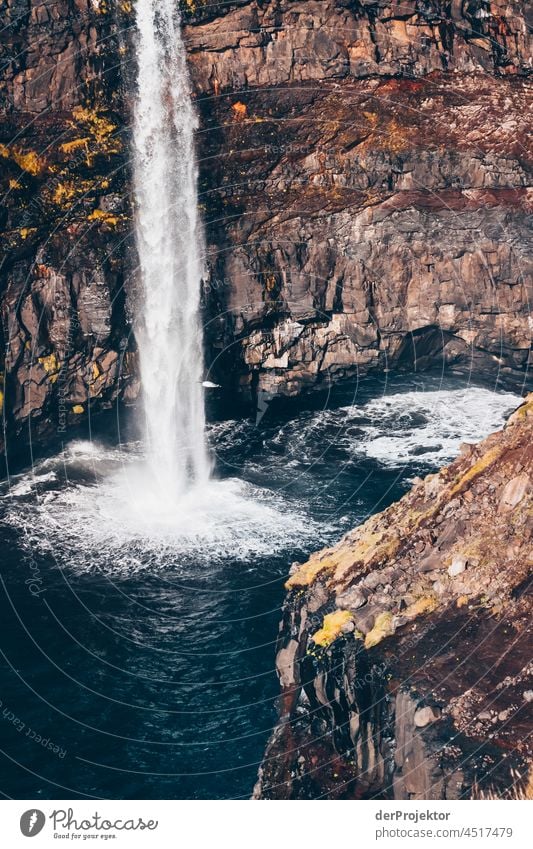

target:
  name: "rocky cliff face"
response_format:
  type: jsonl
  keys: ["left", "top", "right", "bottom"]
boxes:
{"left": 1, "top": 1, "right": 532, "bottom": 451}
{"left": 0, "top": 0, "right": 135, "bottom": 454}
{"left": 254, "top": 393, "right": 533, "bottom": 799}
{"left": 189, "top": 0, "right": 532, "bottom": 399}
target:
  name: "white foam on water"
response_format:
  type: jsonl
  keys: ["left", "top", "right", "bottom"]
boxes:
{"left": 0, "top": 388, "right": 522, "bottom": 574}
{"left": 343, "top": 386, "right": 521, "bottom": 467}
{"left": 8, "top": 471, "right": 58, "bottom": 497}
{"left": 1, "top": 443, "right": 320, "bottom": 575}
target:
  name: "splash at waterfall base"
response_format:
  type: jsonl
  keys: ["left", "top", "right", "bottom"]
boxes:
{"left": 46, "top": 454, "right": 319, "bottom": 568}
{"left": 2, "top": 377, "right": 520, "bottom": 573}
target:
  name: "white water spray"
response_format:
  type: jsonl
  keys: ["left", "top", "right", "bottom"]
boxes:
{"left": 133, "top": 0, "right": 210, "bottom": 500}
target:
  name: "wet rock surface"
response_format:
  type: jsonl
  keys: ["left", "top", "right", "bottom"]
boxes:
{"left": 0, "top": 1, "right": 532, "bottom": 452}
{"left": 254, "top": 394, "right": 533, "bottom": 799}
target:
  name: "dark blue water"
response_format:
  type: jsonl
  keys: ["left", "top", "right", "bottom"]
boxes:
{"left": 0, "top": 374, "right": 521, "bottom": 798}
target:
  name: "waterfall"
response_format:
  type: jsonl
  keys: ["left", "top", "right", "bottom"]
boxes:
{"left": 132, "top": 0, "right": 210, "bottom": 501}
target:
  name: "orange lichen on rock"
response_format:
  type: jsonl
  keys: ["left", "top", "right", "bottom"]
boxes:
{"left": 232, "top": 102, "right": 247, "bottom": 121}
{"left": 68, "top": 106, "right": 121, "bottom": 165}
{"left": 88, "top": 209, "right": 120, "bottom": 227}
{"left": 0, "top": 143, "right": 45, "bottom": 176}
{"left": 60, "top": 138, "right": 90, "bottom": 155}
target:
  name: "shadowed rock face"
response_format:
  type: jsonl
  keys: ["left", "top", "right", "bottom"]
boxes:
{"left": 0, "top": 1, "right": 532, "bottom": 450}
{"left": 254, "top": 394, "right": 533, "bottom": 799}
{"left": 0, "top": 0, "right": 136, "bottom": 452}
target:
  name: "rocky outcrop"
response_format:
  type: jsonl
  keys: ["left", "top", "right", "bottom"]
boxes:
{"left": 1, "top": 1, "right": 532, "bottom": 452}
{"left": 254, "top": 394, "right": 533, "bottom": 799}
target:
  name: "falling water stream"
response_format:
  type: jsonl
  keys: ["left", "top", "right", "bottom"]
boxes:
{"left": 133, "top": 0, "right": 210, "bottom": 500}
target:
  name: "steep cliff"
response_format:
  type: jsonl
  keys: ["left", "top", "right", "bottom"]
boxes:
{"left": 0, "top": 0, "right": 136, "bottom": 453}
{"left": 254, "top": 393, "right": 533, "bottom": 799}
{"left": 191, "top": 0, "right": 533, "bottom": 399}
{"left": 1, "top": 1, "right": 532, "bottom": 451}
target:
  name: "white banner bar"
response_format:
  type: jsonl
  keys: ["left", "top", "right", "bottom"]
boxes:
{"left": 1, "top": 799, "right": 532, "bottom": 848}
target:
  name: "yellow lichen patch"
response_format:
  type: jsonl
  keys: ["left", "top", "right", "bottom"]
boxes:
{"left": 362, "top": 111, "right": 379, "bottom": 130}
{"left": 88, "top": 208, "right": 120, "bottom": 227}
{"left": 449, "top": 445, "right": 503, "bottom": 497}
{"left": 91, "top": 361, "right": 102, "bottom": 381}
{"left": 9, "top": 179, "right": 21, "bottom": 190}
{"left": 19, "top": 227, "right": 37, "bottom": 240}
{"left": 0, "top": 143, "right": 44, "bottom": 174}
{"left": 403, "top": 595, "right": 438, "bottom": 620}
{"left": 60, "top": 138, "right": 90, "bottom": 155}
{"left": 312, "top": 610, "right": 353, "bottom": 647}
{"left": 51, "top": 181, "right": 78, "bottom": 205}
{"left": 380, "top": 118, "right": 410, "bottom": 154}
{"left": 456, "top": 595, "right": 469, "bottom": 608}
{"left": 364, "top": 612, "right": 395, "bottom": 649}
{"left": 333, "top": 530, "right": 401, "bottom": 585}
{"left": 69, "top": 106, "right": 121, "bottom": 165}
{"left": 11, "top": 147, "right": 44, "bottom": 176}
{"left": 232, "top": 101, "right": 247, "bottom": 120}
{"left": 71, "top": 106, "right": 116, "bottom": 138}
{"left": 38, "top": 353, "right": 60, "bottom": 383}
{"left": 352, "top": 112, "right": 410, "bottom": 157}
{"left": 285, "top": 553, "right": 337, "bottom": 589}
{"left": 38, "top": 353, "right": 59, "bottom": 373}
{"left": 507, "top": 394, "right": 533, "bottom": 425}
{"left": 287, "top": 519, "right": 401, "bottom": 590}
{"left": 49, "top": 178, "right": 95, "bottom": 208}
{"left": 72, "top": 404, "right": 85, "bottom": 414}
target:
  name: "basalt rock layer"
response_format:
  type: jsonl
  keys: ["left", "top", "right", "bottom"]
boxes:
{"left": 0, "top": 1, "right": 532, "bottom": 451}
{"left": 254, "top": 394, "right": 533, "bottom": 799}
